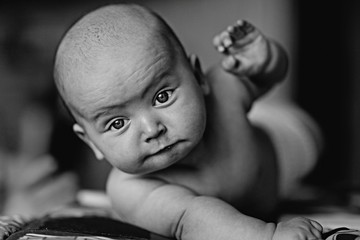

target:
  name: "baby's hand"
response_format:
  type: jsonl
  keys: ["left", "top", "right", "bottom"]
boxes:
{"left": 213, "top": 20, "right": 270, "bottom": 78}
{"left": 272, "top": 217, "right": 323, "bottom": 240}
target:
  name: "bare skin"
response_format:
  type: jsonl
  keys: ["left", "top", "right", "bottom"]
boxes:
{"left": 54, "top": 4, "right": 323, "bottom": 240}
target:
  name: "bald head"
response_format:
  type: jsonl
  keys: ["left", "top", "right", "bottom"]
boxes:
{"left": 54, "top": 4, "right": 185, "bottom": 117}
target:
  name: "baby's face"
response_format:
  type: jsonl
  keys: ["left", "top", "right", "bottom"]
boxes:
{"left": 72, "top": 44, "right": 207, "bottom": 175}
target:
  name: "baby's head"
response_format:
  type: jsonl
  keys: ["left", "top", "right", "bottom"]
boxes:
{"left": 54, "top": 4, "right": 210, "bottom": 175}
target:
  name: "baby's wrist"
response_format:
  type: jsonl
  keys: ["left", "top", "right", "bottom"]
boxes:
{"left": 252, "top": 40, "right": 288, "bottom": 87}
{"left": 247, "top": 41, "right": 287, "bottom": 100}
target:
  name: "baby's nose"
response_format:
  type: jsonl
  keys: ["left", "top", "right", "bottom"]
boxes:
{"left": 140, "top": 115, "right": 166, "bottom": 142}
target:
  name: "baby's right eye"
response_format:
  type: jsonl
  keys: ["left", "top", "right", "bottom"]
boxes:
{"left": 107, "top": 118, "right": 129, "bottom": 131}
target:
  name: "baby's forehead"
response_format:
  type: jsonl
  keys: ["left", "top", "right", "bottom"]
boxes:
{"left": 55, "top": 4, "right": 186, "bottom": 114}
{"left": 61, "top": 44, "right": 177, "bottom": 115}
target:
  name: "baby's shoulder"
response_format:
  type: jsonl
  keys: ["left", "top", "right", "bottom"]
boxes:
{"left": 106, "top": 169, "right": 172, "bottom": 215}
{"left": 107, "top": 168, "right": 166, "bottom": 191}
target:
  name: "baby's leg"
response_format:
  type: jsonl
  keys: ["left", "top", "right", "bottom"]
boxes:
{"left": 249, "top": 100, "right": 322, "bottom": 198}
{"left": 213, "top": 20, "right": 270, "bottom": 77}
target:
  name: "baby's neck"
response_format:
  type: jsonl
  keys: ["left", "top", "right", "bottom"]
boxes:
{"left": 177, "top": 138, "right": 209, "bottom": 168}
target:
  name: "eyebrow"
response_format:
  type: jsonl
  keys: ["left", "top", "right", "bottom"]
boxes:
{"left": 140, "top": 67, "right": 170, "bottom": 99}
{"left": 89, "top": 65, "right": 172, "bottom": 123}
{"left": 138, "top": 52, "right": 174, "bottom": 96}
{"left": 88, "top": 102, "right": 124, "bottom": 124}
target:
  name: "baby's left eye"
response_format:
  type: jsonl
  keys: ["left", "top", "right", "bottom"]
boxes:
{"left": 154, "top": 90, "right": 173, "bottom": 105}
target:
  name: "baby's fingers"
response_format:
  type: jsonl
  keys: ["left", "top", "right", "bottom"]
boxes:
{"left": 309, "top": 219, "right": 323, "bottom": 239}
{"left": 309, "top": 219, "right": 323, "bottom": 232}
{"left": 213, "top": 31, "right": 232, "bottom": 54}
{"left": 213, "top": 20, "right": 261, "bottom": 55}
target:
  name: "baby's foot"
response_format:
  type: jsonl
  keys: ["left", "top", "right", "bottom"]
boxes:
{"left": 213, "top": 20, "right": 269, "bottom": 77}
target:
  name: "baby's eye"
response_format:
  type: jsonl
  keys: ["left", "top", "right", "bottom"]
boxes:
{"left": 154, "top": 90, "right": 173, "bottom": 105}
{"left": 107, "top": 118, "right": 129, "bottom": 131}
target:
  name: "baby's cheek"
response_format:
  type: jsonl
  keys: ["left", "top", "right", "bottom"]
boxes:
{"left": 103, "top": 142, "right": 134, "bottom": 171}
{"left": 172, "top": 88, "right": 207, "bottom": 139}
{"left": 185, "top": 104, "right": 206, "bottom": 137}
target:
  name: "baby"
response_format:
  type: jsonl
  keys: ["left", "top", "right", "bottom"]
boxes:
{"left": 54, "top": 3, "right": 323, "bottom": 240}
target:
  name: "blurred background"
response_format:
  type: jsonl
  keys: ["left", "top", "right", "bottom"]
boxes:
{"left": 0, "top": 0, "right": 360, "bottom": 217}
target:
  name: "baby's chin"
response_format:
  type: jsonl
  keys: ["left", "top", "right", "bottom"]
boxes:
{"left": 123, "top": 160, "right": 179, "bottom": 176}
{"left": 135, "top": 153, "right": 184, "bottom": 176}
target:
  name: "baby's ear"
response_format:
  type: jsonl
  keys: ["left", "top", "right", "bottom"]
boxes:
{"left": 73, "top": 123, "right": 105, "bottom": 160}
{"left": 189, "top": 54, "right": 210, "bottom": 95}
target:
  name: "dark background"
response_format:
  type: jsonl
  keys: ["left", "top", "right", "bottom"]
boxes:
{"left": 296, "top": 1, "right": 360, "bottom": 192}
{"left": 1, "top": 0, "right": 360, "bottom": 198}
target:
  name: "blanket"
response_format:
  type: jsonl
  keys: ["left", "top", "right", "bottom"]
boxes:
{"left": 0, "top": 204, "right": 359, "bottom": 240}
{"left": 0, "top": 205, "right": 168, "bottom": 240}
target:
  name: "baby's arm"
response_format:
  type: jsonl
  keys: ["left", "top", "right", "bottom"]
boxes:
{"left": 107, "top": 169, "right": 322, "bottom": 240}
{"left": 213, "top": 20, "right": 288, "bottom": 98}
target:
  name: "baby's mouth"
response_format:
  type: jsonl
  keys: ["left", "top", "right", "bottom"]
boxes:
{"left": 156, "top": 143, "right": 175, "bottom": 154}
{"left": 143, "top": 145, "right": 170, "bottom": 161}
{"left": 146, "top": 140, "right": 185, "bottom": 159}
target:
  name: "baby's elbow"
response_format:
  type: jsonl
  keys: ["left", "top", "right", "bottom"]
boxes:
{"left": 172, "top": 196, "right": 211, "bottom": 240}
{"left": 173, "top": 209, "right": 187, "bottom": 240}
{"left": 171, "top": 196, "right": 201, "bottom": 240}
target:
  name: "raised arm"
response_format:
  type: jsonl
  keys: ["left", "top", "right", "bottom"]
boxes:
{"left": 213, "top": 20, "right": 288, "bottom": 99}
